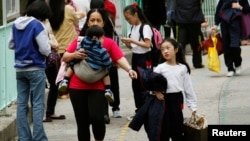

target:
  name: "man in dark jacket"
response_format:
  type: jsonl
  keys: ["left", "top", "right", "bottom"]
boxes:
{"left": 174, "top": 0, "right": 205, "bottom": 68}
{"left": 143, "top": 0, "right": 167, "bottom": 30}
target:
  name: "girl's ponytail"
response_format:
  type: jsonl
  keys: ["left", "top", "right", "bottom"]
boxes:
{"left": 123, "top": 2, "right": 151, "bottom": 25}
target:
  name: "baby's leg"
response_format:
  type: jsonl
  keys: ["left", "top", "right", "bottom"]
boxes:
{"left": 104, "top": 74, "right": 114, "bottom": 103}
{"left": 103, "top": 75, "right": 110, "bottom": 86}
{"left": 58, "top": 66, "right": 73, "bottom": 92}
{"left": 65, "top": 67, "right": 73, "bottom": 78}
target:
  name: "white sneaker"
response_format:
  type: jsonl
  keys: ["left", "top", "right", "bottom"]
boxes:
{"left": 127, "top": 115, "right": 135, "bottom": 121}
{"left": 113, "top": 110, "right": 122, "bottom": 118}
{"left": 226, "top": 71, "right": 234, "bottom": 77}
{"left": 235, "top": 66, "right": 241, "bottom": 75}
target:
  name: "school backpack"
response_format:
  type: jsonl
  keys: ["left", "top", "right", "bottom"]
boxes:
{"left": 138, "top": 24, "right": 163, "bottom": 67}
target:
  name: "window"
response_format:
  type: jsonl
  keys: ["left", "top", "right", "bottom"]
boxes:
{"left": 6, "top": 0, "right": 20, "bottom": 21}
{"left": 0, "top": 0, "right": 27, "bottom": 26}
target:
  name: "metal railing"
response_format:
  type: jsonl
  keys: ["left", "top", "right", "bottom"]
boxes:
{"left": 0, "top": 24, "right": 17, "bottom": 115}
{"left": 202, "top": 0, "right": 217, "bottom": 27}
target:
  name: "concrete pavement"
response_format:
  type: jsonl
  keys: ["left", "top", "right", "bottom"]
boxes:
{"left": 1, "top": 46, "right": 250, "bottom": 141}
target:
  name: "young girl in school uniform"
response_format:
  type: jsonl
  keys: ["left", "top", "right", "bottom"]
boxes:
{"left": 121, "top": 2, "right": 153, "bottom": 120}
{"left": 153, "top": 38, "right": 197, "bottom": 141}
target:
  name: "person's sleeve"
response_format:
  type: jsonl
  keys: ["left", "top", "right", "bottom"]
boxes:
{"left": 241, "top": 0, "right": 250, "bottom": 13}
{"left": 66, "top": 38, "right": 78, "bottom": 53}
{"left": 154, "top": 65, "right": 161, "bottom": 73}
{"left": 105, "top": 38, "right": 124, "bottom": 62}
{"left": 143, "top": 25, "right": 153, "bottom": 40}
{"left": 214, "top": 0, "right": 223, "bottom": 25}
{"left": 36, "top": 26, "right": 51, "bottom": 56}
{"left": 183, "top": 68, "right": 197, "bottom": 112}
{"left": 66, "top": 5, "right": 79, "bottom": 25}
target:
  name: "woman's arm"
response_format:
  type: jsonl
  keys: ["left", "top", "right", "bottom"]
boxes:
{"left": 116, "top": 57, "right": 137, "bottom": 79}
{"left": 62, "top": 39, "right": 87, "bottom": 62}
{"left": 62, "top": 49, "right": 86, "bottom": 63}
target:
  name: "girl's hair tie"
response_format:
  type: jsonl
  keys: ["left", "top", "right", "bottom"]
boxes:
{"left": 132, "top": 2, "right": 138, "bottom": 8}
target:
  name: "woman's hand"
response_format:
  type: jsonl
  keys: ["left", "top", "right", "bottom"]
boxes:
{"left": 50, "top": 42, "right": 59, "bottom": 51}
{"left": 128, "top": 69, "right": 137, "bottom": 79}
{"left": 74, "top": 48, "right": 87, "bottom": 59}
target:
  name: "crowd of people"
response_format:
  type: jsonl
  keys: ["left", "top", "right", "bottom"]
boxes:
{"left": 8, "top": 0, "right": 250, "bottom": 141}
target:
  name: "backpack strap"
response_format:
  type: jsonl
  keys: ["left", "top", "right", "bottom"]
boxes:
{"left": 128, "top": 26, "right": 133, "bottom": 38}
{"left": 128, "top": 24, "right": 146, "bottom": 41}
{"left": 138, "top": 23, "right": 145, "bottom": 41}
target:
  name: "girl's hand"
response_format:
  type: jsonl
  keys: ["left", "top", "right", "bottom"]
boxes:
{"left": 154, "top": 91, "right": 164, "bottom": 101}
{"left": 211, "top": 25, "right": 218, "bottom": 36}
{"left": 121, "top": 37, "right": 132, "bottom": 49}
{"left": 121, "top": 37, "right": 132, "bottom": 44}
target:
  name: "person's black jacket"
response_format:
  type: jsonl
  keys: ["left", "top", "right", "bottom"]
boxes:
{"left": 129, "top": 67, "right": 168, "bottom": 141}
{"left": 129, "top": 95, "right": 165, "bottom": 141}
{"left": 143, "top": 0, "right": 167, "bottom": 28}
{"left": 174, "top": 0, "right": 205, "bottom": 24}
{"left": 215, "top": 0, "right": 250, "bottom": 25}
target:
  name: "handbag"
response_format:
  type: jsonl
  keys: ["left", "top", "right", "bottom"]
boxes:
{"left": 183, "top": 114, "right": 208, "bottom": 141}
{"left": 46, "top": 20, "right": 60, "bottom": 67}
{"left": 46, "top": 49, "right": 60, "bottom": 67}
{"left": 240, "top": 13, "right": 250, "bottom": 38}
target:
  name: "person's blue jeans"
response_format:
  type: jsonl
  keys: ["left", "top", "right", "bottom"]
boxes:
{"left": 16, "top": 70, "right": 48, "bottom": 141}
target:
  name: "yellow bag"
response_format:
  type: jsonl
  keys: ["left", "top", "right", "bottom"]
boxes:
{"left": 207, "top": 36, "right": 221, "bottom": 73}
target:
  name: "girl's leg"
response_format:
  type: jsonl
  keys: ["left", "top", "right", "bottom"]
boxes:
{"left": 162, "top": 92, "right": 184, "bottom": 141}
